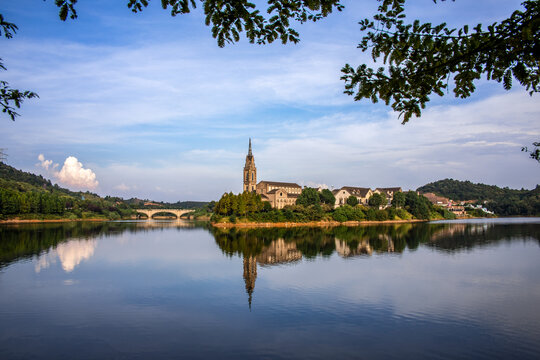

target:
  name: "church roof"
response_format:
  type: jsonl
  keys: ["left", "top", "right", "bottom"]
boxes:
{"left": 258, "top": 180, "right": 302, "bottom": 188}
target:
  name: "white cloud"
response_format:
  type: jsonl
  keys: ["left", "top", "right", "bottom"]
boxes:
{"left": 37, "top": 153, "right": 54, "bottom": 170}
{"left": 57, "top": 156, "right": 99, "bottom": 190}
{"left": 36, "top": 154, "right": 99, "bottom": 190}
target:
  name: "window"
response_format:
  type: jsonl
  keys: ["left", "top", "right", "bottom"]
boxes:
{"left": 252, "top": 173, "right": 254, "bottom": 181}
{"left": 246, "top": 173, "right": 249, "bottom": 182}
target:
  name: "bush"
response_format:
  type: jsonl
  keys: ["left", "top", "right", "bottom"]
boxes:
{"left": 375, "top": 210, "right": 388, "bottom": 221}
{"left": 347, "top": 195, "right": 359, "bottom": 206}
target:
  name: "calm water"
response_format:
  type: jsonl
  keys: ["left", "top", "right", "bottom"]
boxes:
{"left": 1, "top": 219, "right": 540, "bottom": 359}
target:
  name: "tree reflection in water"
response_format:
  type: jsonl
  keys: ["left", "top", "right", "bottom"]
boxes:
{"left": 1, "top": 220, "right": 539, "bottom": 307}
{"left": 210, "top": 222, "right": 540, "bottom": 306}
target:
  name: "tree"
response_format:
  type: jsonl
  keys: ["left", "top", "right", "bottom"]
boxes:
{"left": 346, "top": 195, "right": 359, "bottom": 206}
{"left": 3, "top": 0, "right": 538, "bottom": 125}
{"left": 391, "top": 191, "right": 405, "bottom": 208}
{"left": 522, "top": 142, "right": 540, "bottom": 162}
{"left": 368, "top": 192, "right": 386, "bottom": 208}
{"left": 296, "top": 187, "right": 320, "bottom": 207}
{"left": 341, "top": 0, "right": 539, "bottom": 122}
{"left": 403, "top": 191, "right": 432, "bottom": 219}
{"left": 319, "top": 188, "right": 336, "bottom": 205}
{"left": 1, "top": 15, "right": 38, "bottom": 121}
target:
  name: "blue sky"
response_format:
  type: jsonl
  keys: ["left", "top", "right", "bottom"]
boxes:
{"left": 1, "top": 0, "right": 539, "bottom": 201}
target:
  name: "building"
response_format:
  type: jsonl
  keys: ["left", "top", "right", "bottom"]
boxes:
{"left": 243, "top": 138, "right": 257, "bottom": 192}
{"left": 257, "top": 181, "right": 302, "bottom": 209}
{"left": 241, "top": 140, "right": 402, "bottom": 210}
{"left": 333, "top": 187, "right": 373, "bottom": 207}
{"left": 447, "top": 205, "right": 466, "bottom": 217}
{"left": 374, "top": 187, "right": 403, "bottom": 202}
{"left": 243, "top": 140, "right": 302, "bottom": 209}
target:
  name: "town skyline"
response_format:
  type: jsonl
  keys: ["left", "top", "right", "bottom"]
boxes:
{"left": 1, "top": 0, "right": 539, "bottom": 202}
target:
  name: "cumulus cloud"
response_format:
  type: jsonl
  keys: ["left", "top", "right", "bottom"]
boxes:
{"left": 36, "top": 154, "right": 99, "bottom": 190}
{"left": 37, "top": 153, "right": 55, "bottom": 170}
{"left": 57, "top": 156, "right": 99, "bottom": 189}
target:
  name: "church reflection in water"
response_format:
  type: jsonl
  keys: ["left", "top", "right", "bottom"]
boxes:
{"left": 1, "top": 220, "right": 539, "bottom": 309}
{"left": 242, "top": 239, "right": 302, "bottom": 308}
{"left": 211, "top": 221, "right": 540, "bottom": 308}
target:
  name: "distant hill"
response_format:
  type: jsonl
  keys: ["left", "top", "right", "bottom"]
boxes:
{"left": 417, "top": 179, "right": 540, "bottom": 216}
{"left": 417, "top": 179, "right": 531, "bottom": 201}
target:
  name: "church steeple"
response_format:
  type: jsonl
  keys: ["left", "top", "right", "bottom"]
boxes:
{"left": 243, "top": 138, "right": 257, "bottom": 192}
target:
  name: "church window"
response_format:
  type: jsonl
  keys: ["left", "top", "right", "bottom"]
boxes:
{"left": 251, "top": 173, "right": 254, "bottom": 181}
{"left": 246, "top": 173, "right": 249, "bottom": 182}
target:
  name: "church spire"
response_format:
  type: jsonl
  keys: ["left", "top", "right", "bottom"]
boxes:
{"left": 243, "top": 138, "right": 257, "bottom": 192}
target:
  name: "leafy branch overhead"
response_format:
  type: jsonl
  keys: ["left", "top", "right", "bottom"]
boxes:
{"left": 1, "top": 0, "right": 538, "bottom": 124}
{"left": 60, "top": 0, "right": 344, "bottom": 47}
{"left": 0, "top": 15, "right": 38, "bottom": 120}
{"left": 341, "top": 0, "right": 540, "bottom": 123}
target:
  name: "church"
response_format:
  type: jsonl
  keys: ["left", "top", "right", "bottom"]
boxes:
{"left": 243, "top": 139, "right": 302, "bottom": 209}
{"left": 243, "top": 139, "right": 401, "bottom": 209}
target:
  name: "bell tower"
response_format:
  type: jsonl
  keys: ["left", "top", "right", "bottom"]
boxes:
{"left": 243, "top": 138, "right": 257, "bottom": 192}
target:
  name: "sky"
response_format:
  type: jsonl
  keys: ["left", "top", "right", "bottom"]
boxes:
{"left": 1, "top": 0, "right": 539, "bottom": 202}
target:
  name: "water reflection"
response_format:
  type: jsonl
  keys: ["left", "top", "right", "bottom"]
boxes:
{"left": 1, "top": 219, "right": 539, "bottom": 359}
{"left": 1, "top": 221, "right": 538, "bottom": 274}
{"left": 210, "top": 222, "right": 540, "bottom": 306}
{"left": 0, "top": 220, "right": 204, "bottom": 270}
{"left": 35, "top": 239, "right": 97, "bottom": 273}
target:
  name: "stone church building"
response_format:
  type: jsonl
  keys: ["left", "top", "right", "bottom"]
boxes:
{"left": 243, "top": 139, "right": 401, "bottom": 209}
{"left": 243, "top": 139, "right": 302, "bottom": 209}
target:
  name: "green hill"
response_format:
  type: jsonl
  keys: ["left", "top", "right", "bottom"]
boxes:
{"left": 417, "top": 179, "right": 540, "bottom": 216}
{"left": 0, "top": 162, "right": 210, "bottom": 220}
{"left": 0, "top": 162, "right": 135, "bottom": 220}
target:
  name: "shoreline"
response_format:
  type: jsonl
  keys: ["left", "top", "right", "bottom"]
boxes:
{"left": 0, "top": 218, "right": 114, "bottom": 224}
{"left": 211, "top": 219, "right": 428, "bottom": 228}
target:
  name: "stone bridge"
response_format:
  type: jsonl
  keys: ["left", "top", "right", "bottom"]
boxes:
{"left": 135, "top": 209, "right": 195, "bottom": 219}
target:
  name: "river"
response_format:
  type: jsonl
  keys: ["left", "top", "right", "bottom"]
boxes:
{"left": 1, "top": 218, "right": 539, "bottom": 359}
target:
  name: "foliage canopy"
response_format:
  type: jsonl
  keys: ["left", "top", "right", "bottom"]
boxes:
{"left": 1, "top": 0, "right": 538, "bottom": 135}
{"left": 341, "top": 0, "right": 540, "bottom": 123}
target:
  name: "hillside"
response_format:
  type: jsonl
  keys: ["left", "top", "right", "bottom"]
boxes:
{"left": 417, "top": 179, "right": 540, "bottom": 216}
{"left": 0, "top": 162, "right": 209, "bottom": 220}
{"left": 0, "top": 162, "right": 135, "bottom": 220}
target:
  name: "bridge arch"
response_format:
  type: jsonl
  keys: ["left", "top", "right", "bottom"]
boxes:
{"left": 135, "top": 209, "right": 195, "bottom": 219}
